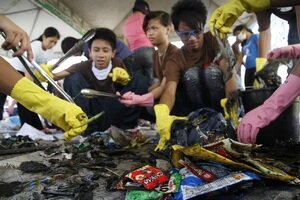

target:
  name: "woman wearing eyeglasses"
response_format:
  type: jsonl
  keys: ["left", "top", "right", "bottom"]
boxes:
{"left": 153, "top": 0, "right": 238, "bottom": 151}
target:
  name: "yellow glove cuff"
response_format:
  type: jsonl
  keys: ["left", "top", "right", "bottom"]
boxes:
{"left": 11, "top": 77, "right": 88, "bottom": 138}
{"left": 255, "top": 57, "right": 267, "bottom": 72}
{"left": 154, "top": 104, "right": 170, "bottom": 116}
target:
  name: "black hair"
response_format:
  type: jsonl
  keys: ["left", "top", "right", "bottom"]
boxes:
{"left": 233, "top": 24, "right": 253, "bottom": 35}
{"left": 35, "top": 27, "right": 60, "bottom": 41}
{"left": 133, "top": 0, "right": 150, "bottom": 15}
{"left": 171, "top": 0, "right": 207, "bottom": 31}
{"left": 143, "top": 10, "right": 171, "bottom": 32}
{"left": 87, "top": 28, "right": 117, "bottom": 50}
{"left": 61, "top": 37, "right": 79, "bottom": 54}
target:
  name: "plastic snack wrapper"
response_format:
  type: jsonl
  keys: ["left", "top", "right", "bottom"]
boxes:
{"left": 155, "top": 172, "right": 182, "bottom": 194}
{"left": 172, "top": 140, "right": 300, "bottom": 184}
{"left": 126, "top": 165, "right": 169, "bottom": 190}
{"left": 178, "top": 159, "right": 216, "bottom": 182}
{"left": 175, "top": 170, "right": 259, "bottom": 200}
{"left": 174, "top": 167, "right": 206, "bottom": 200}
{"left": 125, "top": 189, "right": 163, "bottom": 200}
{"left": 171, "top": 144, "right": 260, "bottom": 173}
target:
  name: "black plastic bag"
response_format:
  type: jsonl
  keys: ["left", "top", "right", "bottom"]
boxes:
{"left": 170, "top": 108, "right": 228, "bottom": 147}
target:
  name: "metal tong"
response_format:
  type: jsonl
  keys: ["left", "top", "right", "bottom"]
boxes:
{"left": 1, "top": 32, "right": 74, "bottom": 103}
{"left": 26, "top": 58, "right": 75, "bottom": 102}
{"left": 80, "top": 89, "right": 118, "bottom": 98}
{"left": 51, "top": 28, "right": 96, "bottom": 70}
{"left": 213, "top": 29, "right": 236, "bottom": 82}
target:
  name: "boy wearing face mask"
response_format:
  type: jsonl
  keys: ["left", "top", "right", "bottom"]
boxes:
{"left": 232, "top": 25, "right": 259, "bottom": 88}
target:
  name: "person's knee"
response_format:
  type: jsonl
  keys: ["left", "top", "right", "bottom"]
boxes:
{"left": 205, "top": 66, "right": 224, "bottom": 83}
{"left": 205, "top": 66, "right": 226, "bottom": 111}
{"left": 182, "top": 67, "right": 206, "bottom": 107}
{"left": 63, "top": 73, "right": 89, "bottom": 91}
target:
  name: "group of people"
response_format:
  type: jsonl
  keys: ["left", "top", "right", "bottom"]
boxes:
{"left": 0, "top": 0, "right": 299, "bottom": 150}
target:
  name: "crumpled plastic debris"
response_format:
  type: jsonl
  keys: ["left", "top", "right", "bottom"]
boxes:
{"left": 171, "top": 139, "right": 300, "bottom": 184}
{"left": 170, "top": 108, "right": 228, "bottom": 147}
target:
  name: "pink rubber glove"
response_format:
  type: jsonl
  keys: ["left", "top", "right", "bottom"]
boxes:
{"left": 267, "top": 44, "right": 300, "bottom": 60}
{"left": 119, "top": 91, "right": 154, "bottom": 107}
{"left": 238, "top": 74, "right": 300, "bottom": 144}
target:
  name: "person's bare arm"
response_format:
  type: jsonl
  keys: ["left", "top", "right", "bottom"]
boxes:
{"left": 232, "top": 41, "right": 244, "bottom": 75}
{"left": 219, "top": 58, "right": 238, "bottom": 97}
{"left": 148, "top": 82, "right": 160, "bottom": 92}
{"left": 255, "top": 10, "right": 271, "bottom": 58}
{"left": 270, "top": 0, "right": 300, "bottom": 8}
{"left": 159, "top": 80, "right": 177, "bottom": 111}
{"left": 225, "top": 70, "right": 238, "bottom": 97}
{"left": 0, "top": 57, "right": 23, "bottom": 94}
{"left": 295, "top": 5, "right": 300, "bottom": 39}
{"left": 291, "top": 60, "right": 300, "bottom": 77}
{"left": 258, "top": 28, "right": 271, "bottom": 58}
{"left": 150, "top": 77, "right": 166, "bottom": 99}
{"left": 53, "top": 70, "right": 71, "bottom": 81}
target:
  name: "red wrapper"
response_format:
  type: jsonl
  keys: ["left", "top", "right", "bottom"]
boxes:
{"left": 178, "top": 159, "right": 216, "bottom": 182}
{"left": 126, "top": 165, "right": 169, "bottom": 190}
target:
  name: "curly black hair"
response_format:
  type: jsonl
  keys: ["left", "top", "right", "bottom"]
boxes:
{"left": 171, "top": 0, "right": 207, "bottom": 31}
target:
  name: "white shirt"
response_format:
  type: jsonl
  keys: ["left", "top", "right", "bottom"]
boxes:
{"left": 9, "top": 40, "right": 54, "bottom": 72}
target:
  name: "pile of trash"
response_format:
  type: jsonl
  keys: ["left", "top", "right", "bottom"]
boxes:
{"left": 0, "top": 112, "right": 300, "bottom": 199}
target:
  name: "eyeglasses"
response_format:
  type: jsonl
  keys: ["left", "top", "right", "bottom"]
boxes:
{"left": 176, "top": 29, "right": 203, "bottom": 40}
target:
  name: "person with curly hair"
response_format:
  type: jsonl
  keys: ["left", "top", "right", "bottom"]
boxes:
{"left": 153, "top": 0, "right": 238, "bottom": 151}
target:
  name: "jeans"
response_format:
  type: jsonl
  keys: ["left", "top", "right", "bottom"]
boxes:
{"left": 131, "top": 47, "right": 154, "bottom": 87}
{"left": 171, "top": 66, "right": 226, "bottom": 116}
{"left": 63, "top": 73, "right": 148, "bottom": 133}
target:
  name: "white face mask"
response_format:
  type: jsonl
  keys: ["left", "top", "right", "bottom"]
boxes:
{"left": 237, "top": 32, "right": 247, "bottom": 41}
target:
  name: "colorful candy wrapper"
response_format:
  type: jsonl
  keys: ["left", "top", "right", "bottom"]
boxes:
{"left": 126, "top": 165, "right": 169, "bottom": 190}
{"left": 178, "top": 159, "right": 216, "bottom": 182}
{"left": 155, "top": 172, "right": 182, "bottom": 194}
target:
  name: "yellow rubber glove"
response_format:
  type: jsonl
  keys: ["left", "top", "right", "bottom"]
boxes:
{"left": 154, "top": 104, "right": 187, "bottom": 151}
{"left": 33, "top": 64, "right": 53, "bottom": 82}
{"left": 253, "top": 57, "right": 267, "bottom": 89}
{"left": 10, "top": 77, "right": 88, "bottom": 140}
{"left": 209, "top": 0, "right": 270, "bottom": 36}
{"left": 221, "top": 98, "right": 239, "bottom": 128}
{"left": 108, "top": 67, "right": 131, "bottom": 85}
{"left": 255, "top": 57, "right": 267, "bottom": 72}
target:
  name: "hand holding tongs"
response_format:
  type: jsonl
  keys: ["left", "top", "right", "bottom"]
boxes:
{"left": 213, "top": 29, "right": 236, "bottom": 82}
{"left": 1, "top": 32, "right": 74, "bottom": 103}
